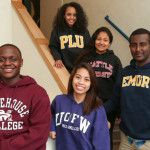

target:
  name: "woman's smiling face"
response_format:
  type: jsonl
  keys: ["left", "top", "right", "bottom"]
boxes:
{"left": 95, "top": 31, "right": 110, "bottom": 54}
{"left": 72, "top": 68, "right": 91, "bottom": 98}
{"left": 64, "top": 6, "right": 77, "bottom": 27}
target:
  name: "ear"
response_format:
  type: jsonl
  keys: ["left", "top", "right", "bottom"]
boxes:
{"left": 20, "top": 59, "right": 23, "bottom": 67}
{"left": 129, "top": 44, "right": 131, "bottom": 48}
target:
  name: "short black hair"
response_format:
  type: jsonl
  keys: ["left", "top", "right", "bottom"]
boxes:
{"left": 129, "top": 28, "right": 150, "bottom": 43}
{"left": 0, "top": 44, "right": 22, "bottom": 58}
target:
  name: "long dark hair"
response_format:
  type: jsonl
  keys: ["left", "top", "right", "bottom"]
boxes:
{"left": 75, "top": 27, "right": 113, "bottom": 64}
{"left": 68, "top": 63, "right": 103, "bottom": 115}
{"left": 53, "top": 2, "right": 88, "bottom": 33}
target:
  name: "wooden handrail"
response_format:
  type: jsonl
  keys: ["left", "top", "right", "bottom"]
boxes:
{"left": 15, "top": 0, "right": 22, "bottom": 2}
{"left": 12, "top": 0, "right": 70, "bottom": 94}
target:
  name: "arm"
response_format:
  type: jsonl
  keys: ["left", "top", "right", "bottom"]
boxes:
{"left": 50, "top": 131, "right": 56, "bottom": 139}
{"left": 50, "top": 98, "right": 56, "bottom": 139}
{"left": 49, "top": 29, "right": 62, "bottom": 61}
{"left": 112, "top": 57, "right": 123, "bottom": 118}
{"left": 2, "top": 90, "right": 51, "bottom": 150}
{"left": 84, "top": 29, "right": 90, "bottom": 47}
{"left": 104, "top": 74, "right": 122, "bottom": 113}
{"left": 114, "top": 57, "right": 123, "bottom": 82}
{"left": 49, "top": 29, "right": 64, "bottom": 68}
{"left": 92, "top": 106, "right": 110, "bottom": 150}
{"left": 54, "top": 60, "right": 64, "bottom": 69}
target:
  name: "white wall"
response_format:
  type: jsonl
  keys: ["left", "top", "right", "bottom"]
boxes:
{"left": 40, "top": 0, "right": 150, "bottom": 67}
{"left": 0, "top": 0, "right": 12, "bottom": 45}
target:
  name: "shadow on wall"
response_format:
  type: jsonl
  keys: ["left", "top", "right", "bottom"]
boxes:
{"left": 22, "top": 0, "right": 40, "bottom": 27}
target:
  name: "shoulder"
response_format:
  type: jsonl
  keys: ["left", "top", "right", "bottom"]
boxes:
{"left": 108, "top": 51, "right": 121, "bottom": 61}
{"left": 85, "top": 28, "right": 90, "bottom": 33}
{"left": 83, "top": 28, "right": 90, "bottom": 36}
{"left": 26, "top": 82, "right": 49, "bottom": 101}
{"left": 52, "top": 94, "right": 70, "bottom": 103}
{"left": 54, "top": 94, "right": 69, "bottom": 99}
{"left": 28, "top": 84, "right": 50, "bottom": 106}
{"left": 96, "top": 106, "right": 106, "bottom": 113}
{"left": 122, "top": 65, "right": 132, "bottom": 73}
{"left": 51, "top": 94, "right": 71, "bottom": 107}
{"left": 51, "top": 28, "right": 57, "bottom": 33}
{"left": 89, "top": 106, "right": 107, "bottom": 122}
{"left": 50, "top": 28, "right": 58, "bottom": 36}
{"left": 107, "top": 51, "right": 122, "bottom": 65}
{"left": 31, "top": 82, "right": 47, "bottom": 93}
{"left": 93, "top": 106, "right": 107, "bottom": 116}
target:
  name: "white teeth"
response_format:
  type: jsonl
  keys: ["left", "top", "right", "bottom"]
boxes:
{"left": 98, "top": 45, "right": 104, "bottom": 47}
{"left": 3, "top": 68, "right": 14, "bottom": 72}
{"left": 4, "top": 69, "right": 13, "bottom": 70}
{"left": 77, "top": 86, "right": 84, "bottom": 90}
{"left": 69, "top": 20, "right": 74, "bottom": 22}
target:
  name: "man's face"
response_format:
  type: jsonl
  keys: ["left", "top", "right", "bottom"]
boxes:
{"left": 130, "top": 34, "right": 150, "bottom": 67}
{"left": 0, "top": 46, "right": 23, "bottom": 85}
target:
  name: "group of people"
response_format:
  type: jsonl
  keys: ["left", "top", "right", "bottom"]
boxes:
{"left": 49, "top": 1, "right": 150, "bottom": 150}
{"left": 0, "top": 1, "right": 150, "bottom": 150}
{"left": 49, "top": 1, "right": 121, "bottom": 150}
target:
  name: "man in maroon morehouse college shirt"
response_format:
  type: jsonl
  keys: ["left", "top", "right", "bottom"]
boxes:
{"left": 0, "top": 44, "right": 51, "bottom": 150}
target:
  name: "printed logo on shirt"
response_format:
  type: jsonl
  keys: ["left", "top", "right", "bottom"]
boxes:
{"left": 0, "top": 110, "right": 13, "bottom": 121}
{"left": 60, "top": 35, "right": 84, "bottom": 49}
{"left": 55, "top": 112, "right": 90, "bottom": 134}
{"left": 0, "top": 97, "right": 29, "bottom": 130}
{"left": 89, "top": 61, "right": 113, "bottom": 78}
{"left": 122, "top": 75, "right": 150, "bottom": 88}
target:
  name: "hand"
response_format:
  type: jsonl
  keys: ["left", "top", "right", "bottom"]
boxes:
{"left": 54, "top": 60, "right": 64, "bottom": 69}
{"left": 116, "top": 118, "right": 121, "bottom": 122}
{"left": 108, "top": 121, "right": 111, "bottom": 129}
{"left": 50, "top": 131, "right": 56, "bottom": 139}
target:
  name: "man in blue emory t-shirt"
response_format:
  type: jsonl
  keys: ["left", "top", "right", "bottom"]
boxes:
{"left": 104, "top": 28, "right": 150, "bottom": 150}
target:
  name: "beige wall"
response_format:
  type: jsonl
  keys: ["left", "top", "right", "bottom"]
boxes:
{"left": 0, "top": 1, "right": 60, "bottom": 149}
{"left": 12, "top": 6, "right": 62, "bottom": 101}
{"left": 0, "top": 0, "right": 12, "bottom": 45}
{"left": 0, "top": 0, "right": 63, "bottom": 101}
{"left": 40, "top": 0, "right": 62, "bottom": 41}
{"left": 40, "top": 0, "right": 150, "bottom": 67}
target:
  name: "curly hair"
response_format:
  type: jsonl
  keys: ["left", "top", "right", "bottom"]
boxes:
{"left": 53, "top": 2, "right": 88, "bottom": 33}
{"left": 75, "top": 27, "right": 113, "bottom": 64}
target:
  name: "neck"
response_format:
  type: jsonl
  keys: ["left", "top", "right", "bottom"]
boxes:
{"left": 96, "top": 50, "right": 107, "bottom": 54}
{"left": 73, "top": 92, "right": 86, "bottom": 104}
{"left": 136, "top": 60, "right": 150, "bottom": 67}
{"left": 1, "top": 76, "right": 22, "bottom": 85}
